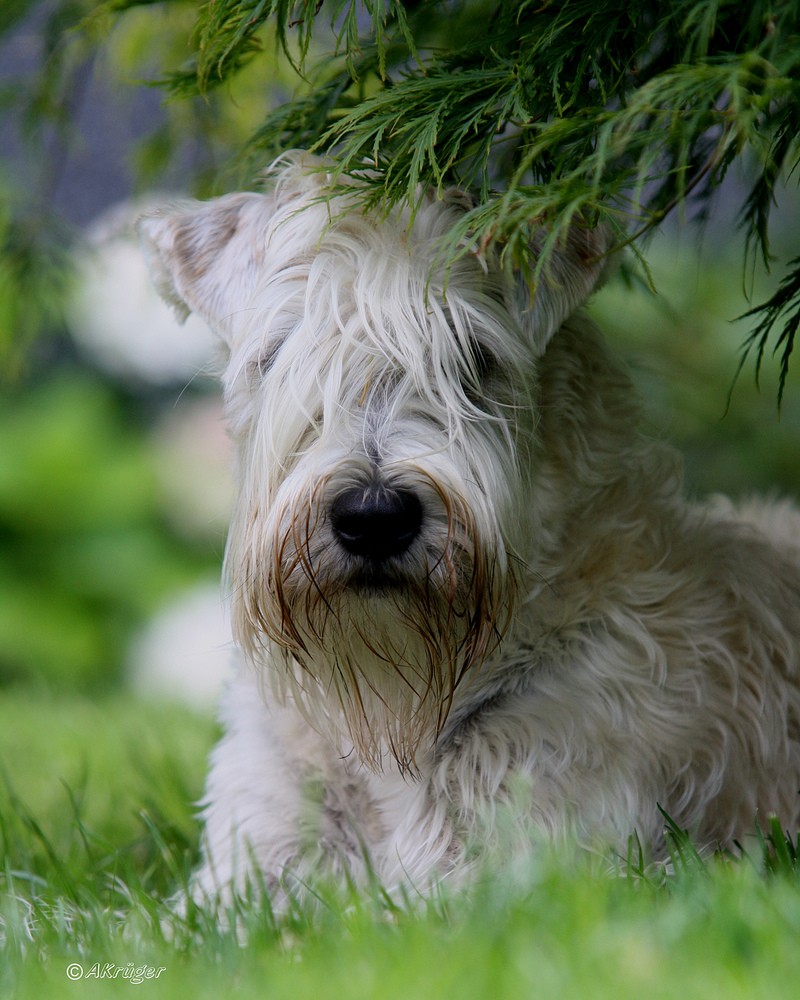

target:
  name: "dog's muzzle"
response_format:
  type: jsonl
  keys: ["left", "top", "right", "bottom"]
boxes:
{"left": 330, "top": 484, "right": 423, "bottom": 562}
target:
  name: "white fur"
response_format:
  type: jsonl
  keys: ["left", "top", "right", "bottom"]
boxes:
{"left": 139, "top": 153, "right": 800, "bottom": 907}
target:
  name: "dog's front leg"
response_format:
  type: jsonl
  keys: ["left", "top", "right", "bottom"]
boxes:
{"left": 192, "top": 670, "right": 332, "bottom": 906}
{"left": 189, "top": 667, "right": 366, "bottom": 911}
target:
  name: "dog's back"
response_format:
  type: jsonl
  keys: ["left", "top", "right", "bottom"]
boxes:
{"left": 713, "top": 495, "right": 800, "bottom": 557}
{"left": 525, "top": 320, "right": 800, "bottom": 854}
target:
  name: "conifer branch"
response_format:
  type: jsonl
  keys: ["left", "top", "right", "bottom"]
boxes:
{"left": 3, "top": 0, "right": 800, "bottom": 388}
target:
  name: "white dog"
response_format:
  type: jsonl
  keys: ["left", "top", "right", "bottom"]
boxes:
{"left": 139, "top": 154, "right": 800, "bottom": 905}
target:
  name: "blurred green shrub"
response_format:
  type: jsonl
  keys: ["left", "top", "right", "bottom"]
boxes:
{"left": 0, "top": 367, "right": 220, "bottom": 690}
{"left": 591, "top": 237, "right": 800, "bottom": 500}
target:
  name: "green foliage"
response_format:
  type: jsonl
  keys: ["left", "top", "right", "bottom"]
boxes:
{"left": 4, "top": 0, "right": 800, "bottom": 384}
{"left": 0, "top": 204, "right": 73, "bottom": 371}
{"left": 739, "top": 255, "right": 800, "bottom": 406}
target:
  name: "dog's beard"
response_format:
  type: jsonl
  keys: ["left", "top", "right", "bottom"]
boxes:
{"left": 229, "top": 497, "right": 512, "bottom": 773}
{"left": 271, "top": 598, "right": 482, "bottom": 773}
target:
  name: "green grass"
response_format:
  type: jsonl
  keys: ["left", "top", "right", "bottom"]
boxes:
{"left": 2, "top": 692, "right": 800, "bottom": 998}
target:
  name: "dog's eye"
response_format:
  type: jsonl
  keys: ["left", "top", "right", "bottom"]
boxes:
{"left": 461, "top": 340, "right": 499, "bottom": 393}
{"left": 247, "top": 342, "right": 281, "bottom": 385}
{"left": 472, "top": 342, "right": 498, "bottom": 381}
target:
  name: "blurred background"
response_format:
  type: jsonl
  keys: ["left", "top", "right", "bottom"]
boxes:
{"left": 0, "top": 2, "right": 289, "bottom": 711}
{"left": 1, "top": 3, "right": 799, "bottom": 714}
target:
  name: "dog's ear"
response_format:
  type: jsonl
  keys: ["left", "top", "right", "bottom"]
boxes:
{"left": 137, "top": 192, "right": 271, "bottom": 339}
{"left": 514, "top": 222, "right": 614, "bottom": 355}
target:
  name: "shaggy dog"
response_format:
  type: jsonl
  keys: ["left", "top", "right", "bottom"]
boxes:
{"left": 139, "top": 154, "right": 800, "bottom": 905}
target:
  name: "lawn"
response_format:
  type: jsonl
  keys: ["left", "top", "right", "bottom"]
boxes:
{"left": 2, "top": 691, "right": 800, "bottom": 999}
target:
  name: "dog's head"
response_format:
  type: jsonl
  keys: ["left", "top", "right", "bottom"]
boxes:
{"left": 140, "top": 153, "right": 611, "bottom": 770}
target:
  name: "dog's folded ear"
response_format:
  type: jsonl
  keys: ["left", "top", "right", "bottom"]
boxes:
{"left": 137, "top": 192, "right": 271, "bottom": 338}
{"left": 515, "top": 221, "right": 615, "bottom": 355}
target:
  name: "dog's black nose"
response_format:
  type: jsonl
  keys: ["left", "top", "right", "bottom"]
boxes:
{"left": 330, "top": 486, "right": 423, "bottom": 561}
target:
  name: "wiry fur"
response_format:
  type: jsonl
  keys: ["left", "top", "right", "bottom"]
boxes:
{"left": 139, "top": 153, "right": 800, "bottom": 906}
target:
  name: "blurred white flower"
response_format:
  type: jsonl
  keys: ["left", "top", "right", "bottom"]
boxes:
{"left": 67, "top": 198, "right": 218, "bottom": 385}
{"left": 128, "top": 582, "right": 233, "bottom": 710}
{"left": 151, "top": 394, "right": 233, "bottom": 541}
